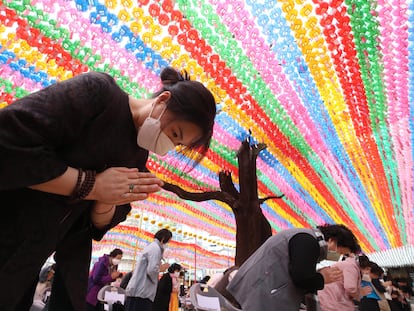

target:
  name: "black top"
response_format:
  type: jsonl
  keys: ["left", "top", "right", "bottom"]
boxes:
{"left": 289, "top": 233, "right": 325, "bottom": 291}
{"left": 153, "top": 273, "right": 173, "bottom": 311}
{"left": 0, "top": 72, "right": 149, "bottom": 311}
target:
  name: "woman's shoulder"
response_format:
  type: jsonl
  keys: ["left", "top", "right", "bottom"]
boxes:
{"left": 335, "top": 257, "right": 359, "bottom": 269}
{"left": 142, "top": 241, "right": 158, "bottom": 253}
{"left": 80, "top": 71, "right": 114, "bottom": 80}
{"left": 42, "top": 71, "right": 123, "bottom": 106}
{"left": 67, "top": 71, "right": 120, "bottom": 93}
{"left": 97, "top": 254, "right": 110, "bottom": 265}
{"left": 161, "top": 273, "right": 171, "bottom": 279}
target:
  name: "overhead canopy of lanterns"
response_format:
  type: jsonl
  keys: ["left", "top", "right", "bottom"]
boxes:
{"left": 1, "top": 0, "right": 413, "bottom": 267}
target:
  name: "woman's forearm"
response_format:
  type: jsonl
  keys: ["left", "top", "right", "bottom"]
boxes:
{"left": 28, "top": 166, "right": 163, "bottom": 205}
{"left": 29, "top": 167, "right": 79, "bottom": 196}
{"left": 31, "top": 169, "right": 115, "bottom": 228}
{"left": 29, "top": 167, "right": 98, "bottom": 202}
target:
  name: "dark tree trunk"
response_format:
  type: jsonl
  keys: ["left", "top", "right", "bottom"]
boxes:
{"left": 161, "top": 137, "right": 283, "bottom": 266}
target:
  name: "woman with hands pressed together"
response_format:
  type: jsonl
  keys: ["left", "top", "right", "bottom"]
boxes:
{"left": 0, "top": 67, "right": 216, "bottom": 311}
{"left": 86, "top": 248, "right": 123, "bottom": 311}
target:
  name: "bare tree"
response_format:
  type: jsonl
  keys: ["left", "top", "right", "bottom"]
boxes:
{"left": 162, "top": 136, "right": 283, "bottom": 266}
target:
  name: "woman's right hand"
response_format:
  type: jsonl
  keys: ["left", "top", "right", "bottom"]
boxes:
{"left": 111, "top": 271, "right": 121, "bottom": 280}
{"left": 88, "top": 167, "right": 163, "bottom": 204}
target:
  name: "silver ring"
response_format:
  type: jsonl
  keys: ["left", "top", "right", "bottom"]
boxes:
{"left": 129, "top": 184, "right": 135, "bottom": 193}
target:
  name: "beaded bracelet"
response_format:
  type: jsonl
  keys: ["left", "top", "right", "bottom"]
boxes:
{"left": 70, "top": 168, "right": 83, "bottom": 198}
{"left": 68, "top": 169, "right": 96, "bottom": 203}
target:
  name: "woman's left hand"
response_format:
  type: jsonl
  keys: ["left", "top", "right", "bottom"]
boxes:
{"left": 87, "top": 167, "right": 163, "bottom": 204}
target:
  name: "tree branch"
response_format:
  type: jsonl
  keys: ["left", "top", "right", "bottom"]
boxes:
{"left": 258, "top": 194, "right": 284, "bottom": 204}
{"left": 162, "top": 182, "right": 236, "bottom": 206}
{"left": 219, "top": 171, "right": 239, "bottom": 199}
{"left": 252, "top": 143, "right": 267, "bottom": 157}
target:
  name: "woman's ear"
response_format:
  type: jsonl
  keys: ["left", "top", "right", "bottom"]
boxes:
{"left": 157, "top": 91, "right": 171, "bottom": 104}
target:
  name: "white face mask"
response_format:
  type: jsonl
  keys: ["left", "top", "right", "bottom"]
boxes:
{"left": 137, "top": 103, "right": 175, "bottom": 156}
{"left": 326, "top": 250, "right": 341, "bottom": 261}
{"left": 112, "top": 258, "right": 121, "bottom": 266}
{"left": 326, "top": 244, "right": 341, "bottom": 261}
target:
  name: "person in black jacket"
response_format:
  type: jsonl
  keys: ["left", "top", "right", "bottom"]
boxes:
{"left": 153, "top": 263, "right": 182, "bottom": 311}
{"left": 0, "top": 67, "right": 216, "bottom": 311}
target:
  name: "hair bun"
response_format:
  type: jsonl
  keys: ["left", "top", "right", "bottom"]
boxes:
{"left": 160, "top": 67, "right": 190, "bottom": 85}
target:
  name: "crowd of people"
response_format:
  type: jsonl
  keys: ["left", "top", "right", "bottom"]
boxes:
{"left": 80, "top": 224, "right": 413, "bottom": 311}
{"left": 27, "top": 226, "right": 413, "bottom": 311}
{"left": 356, "top": 256, "right": 412, "bottom": 311}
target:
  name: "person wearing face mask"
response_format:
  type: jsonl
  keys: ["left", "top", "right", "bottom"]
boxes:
{"left": 317, "top": 249, "right": 362, "bottom": 311}
{"left": 0, "top": 67, "right": 216, "bottom": 311}
{"left": 86, "top": 248, "right": 123, "bottom": 311}
{"left": 359, "top": 261, "right": 391, "bottom": 311}
{"left": 168, "top": 268, "right": 182, "bottom": 311}
{"left": 153, "top": 263, "right": 182, "bottom": 311}
{"left": 125, "top": 229, "right": 172, "bottom": 311}
{"left": 325, "top": 245, "right": 343, "bottom": 262}
{"left": 226, "top": 224, "right": 360, "bottom": 311}
{"left": 359, "top": 260, "right": 381, "bottom": 311}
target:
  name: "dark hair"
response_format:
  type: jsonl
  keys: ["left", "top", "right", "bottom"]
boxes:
{"left": 200, "top": 275, "right": 211, "bottom": 284}
{"left": 153, "top": 67, "right": 216, "bottom": 161}
{"left": 369, "top": 261, "right": 384, "bottom": 276}
{"left": 109, "top": 248, "right": 123, "bottom": 258}
{"left": 317, "top": 224, "right": 359, "bottom": 253}
{"left": 358, "top": 254, "right": 371, "bottom": 269}
{"left": 154, "top": 228, "right": 173, "bottom": 243}
{"left": 400, "top": 285, "right": 412, "bottom": 295}
{"left": 168, "top": 263, "right": 182, "bottom": 273}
